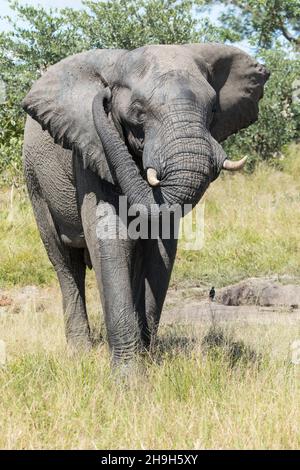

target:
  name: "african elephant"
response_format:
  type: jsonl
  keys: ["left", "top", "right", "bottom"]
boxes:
{"left": 22, "top": 44, "right": 269, "bottom": 365}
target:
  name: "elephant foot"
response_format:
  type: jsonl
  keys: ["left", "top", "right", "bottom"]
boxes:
{"left": 111, "top": 355, "right": 145, "bottom": 385}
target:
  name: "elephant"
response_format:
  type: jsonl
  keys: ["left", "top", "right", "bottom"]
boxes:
{"left": 22, "top": 43, "right": 269, "bottom": 366}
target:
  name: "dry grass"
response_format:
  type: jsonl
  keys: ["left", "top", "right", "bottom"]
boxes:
{"left": 0, "top": 299, "right": 299, "bottom": 449}
{"left": 1, "top": 145, "right": 300, "bottom": 288}
{"left": 175, "top": 143, "right": 300, "bottom": 286}
{"left": 0, "top": 145, "right": 300, "bottom": 449}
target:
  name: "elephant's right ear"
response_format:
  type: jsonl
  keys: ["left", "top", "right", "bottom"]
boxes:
{"left": 22, "top": 49, "right": 126, "bottom": 181}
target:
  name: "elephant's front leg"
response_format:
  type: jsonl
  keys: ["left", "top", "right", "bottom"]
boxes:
{"left": 82, "top": 194, "right": 143, "bottom": 364}
{"left": 97, "top": 237, "right": 143, "bottom": 363}
{"left": 137, "top": 237, "right": 178, "bottom": 350}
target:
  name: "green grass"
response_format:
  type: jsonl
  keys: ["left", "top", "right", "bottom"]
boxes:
{"left": 0, "top": 304, "right": 299, "bottom": 449}
{"left": 174, "top": 143, "right": 300, "bottom": 287}
{"left": 0, "top": 188, "right": 55, "bottom": 287}
{"left": 1, "top": 144, "right": 300, "bottom": 288}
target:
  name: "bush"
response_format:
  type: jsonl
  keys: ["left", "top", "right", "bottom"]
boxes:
{"left": 0, "top": 137, "right": 23, "bottom": 187}
{"left": 0, "top": 1, "right": 299, "bottom": 184}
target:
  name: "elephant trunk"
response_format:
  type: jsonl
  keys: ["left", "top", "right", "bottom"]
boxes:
{"left": 93, "top": 92, "right": 225, "bottom": 216}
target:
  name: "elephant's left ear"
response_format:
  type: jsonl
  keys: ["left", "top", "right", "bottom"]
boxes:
{"left": 184, "top": 43, "right": 270, "bottom": 142}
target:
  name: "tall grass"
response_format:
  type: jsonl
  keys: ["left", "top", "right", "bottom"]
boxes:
{"left": 0, "top": 302, "right": 299, "bottom": 449}
{"left": 0, "top": 188, "right": 55, "bottom": 287}
{"left": 175, "top": 143, "right": 300, "bottom": 286}
{"left": 1, "top": 145, "right": 300, "bottom": 449}
{"left": 1, "top": 144, "right": 299, "bottom": 288}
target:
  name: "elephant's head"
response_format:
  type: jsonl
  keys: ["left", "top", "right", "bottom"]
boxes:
{"left": 22, "top": 44, "right": 269, "bottom": 214}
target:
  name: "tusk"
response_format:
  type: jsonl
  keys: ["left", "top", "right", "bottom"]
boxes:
{"left": 223, "top": 156, "right": 248, "bottom": 171}
{"left": 147, "top": 168, "right": 160, "bottom": 186}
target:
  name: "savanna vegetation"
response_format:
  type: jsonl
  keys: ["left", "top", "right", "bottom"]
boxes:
{"left": 0, "top": 0, "right": 298, "bottom": 288}
{"left": 0, "top": 308, "right": 299, "bottom": 449}
{"left": 1, "top": 144, "right": 300, "bottom": 289}
{"left": 0, "top": 0, "right": 299, "bottom": 185}
{"left": 0, "top": 0, "right": 300, "bottom": 450}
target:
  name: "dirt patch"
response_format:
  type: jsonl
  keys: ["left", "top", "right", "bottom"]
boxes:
{"left": 1, "top": 277, "right": 300, "bottom": 326}
{"left": 163, "top": 277, "right": 300, "bottom": 325}
{"left": 162, "top": 299, "right": 300, "bottom": 325}
{"left": 0, "top": 285, "right": 58, "bottom": 315}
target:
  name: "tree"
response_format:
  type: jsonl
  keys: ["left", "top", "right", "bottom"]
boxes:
{"left": 0, "top": 0, "right": 89, "bottom": 183}
{"left": 0, "top": 0, "right": 299, "bottom": 184}
{"left": 200, "top": 0, "right": 300, "bottom": 163}
{"left": 78, "top": 0, "right": 199, "bottom": 49}
{"left": 202, "top": 0, "right": 300, "bottom": 50}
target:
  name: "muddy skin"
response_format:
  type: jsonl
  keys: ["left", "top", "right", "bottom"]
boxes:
{"left": 22, "top": 44, "right": 269, "bottom": 367}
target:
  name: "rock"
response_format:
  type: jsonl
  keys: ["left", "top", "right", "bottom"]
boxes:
{"left": 216, "top": 278, "right": 300, "bottom": 307}
{"left": 0, "top": 295, "right": 13, "bottom": 307}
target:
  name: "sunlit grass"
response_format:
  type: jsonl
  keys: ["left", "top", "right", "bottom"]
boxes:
{"left": 174, "top": 144, "right": 300, "bottom": 287}
{"left": 0, "top": 188, "right": 55, "bottom": 287}
{"left": 0, "top": 304, "right": 299, "bottom": 449}
{"left": 0, "top": 144, "right": 300, "bottom": 288}
{"left": 1, "top": 147, "right": 300, "bottom": 449}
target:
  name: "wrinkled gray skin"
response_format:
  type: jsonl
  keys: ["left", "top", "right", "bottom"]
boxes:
{"left": 22, "top": 44, "right": 269, "bottom": 365}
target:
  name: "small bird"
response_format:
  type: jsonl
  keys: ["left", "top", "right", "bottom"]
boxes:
{"left": 209, "top": 286, "right": 215, "bottom": 302}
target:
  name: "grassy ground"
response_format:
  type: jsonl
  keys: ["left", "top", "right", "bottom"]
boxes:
{"left": 1, "top": 144, "right": 300, "bottom": 288}
{"left": 0, "top": 145, "right": 300, "bottom": 449}
{"left": 0, "top": 301, "right": 299, "bottom": 449}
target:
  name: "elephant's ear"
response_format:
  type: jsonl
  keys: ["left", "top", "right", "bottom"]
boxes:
{"left": 22, "top": 49, "right": 126, "bottom": 181}
{"left": 185, "top": 43, "right": 270, "bottom": 142}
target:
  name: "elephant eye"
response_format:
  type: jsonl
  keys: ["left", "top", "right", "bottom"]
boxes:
{"left": 129, "top": 99, "right": 146, "bottom": 123}
{"left": 132, "top": 107, "right": 146, "bottom": 124}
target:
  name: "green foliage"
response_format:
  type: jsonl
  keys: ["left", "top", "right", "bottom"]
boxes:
{"left": 199, "top": 1, "right": 300, "bottom": 166}
{"left": 80, "top": 0, "right": 200, "bottom": 49}
{"left": 205, "top": 0, "right": 300, "bottom": 50}
{"left": 0, "top": 0, "right": 299, "bottom": 183}
{"left": 0, "top": 0, "right": 88, "bottom": 184}
{"left": 2, "top": 1, "right": 88, "bottom": 70}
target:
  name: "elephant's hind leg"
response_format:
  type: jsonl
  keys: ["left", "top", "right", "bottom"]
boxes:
{"left": 56, "top": 247, "right": 91, "bottom": 351}
{"left": 27, "top": 181, "right": 91, "bottom": 351}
